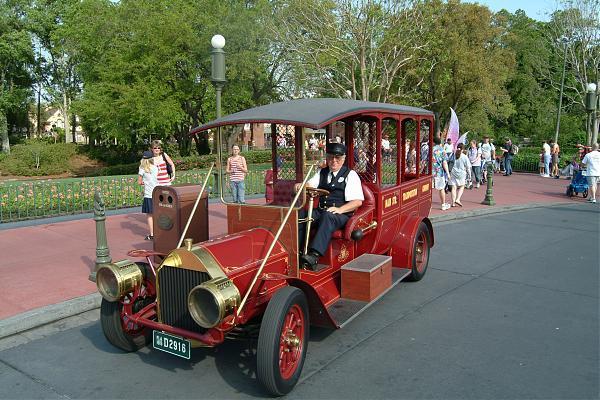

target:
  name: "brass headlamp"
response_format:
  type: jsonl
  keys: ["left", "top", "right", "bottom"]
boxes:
{"left": 96, "top": 260, "right": 143, "bottom": 302}
{"left": 188, "top": 277, "right": 240, "bottom": 328}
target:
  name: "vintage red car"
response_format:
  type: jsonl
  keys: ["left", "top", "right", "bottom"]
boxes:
{"left": 95, "top": 98, "right": 435, "bottom": 395}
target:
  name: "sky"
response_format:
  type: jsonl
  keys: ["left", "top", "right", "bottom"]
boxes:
{"left": 468, "top": 0, "right": 560, "bottom": 21}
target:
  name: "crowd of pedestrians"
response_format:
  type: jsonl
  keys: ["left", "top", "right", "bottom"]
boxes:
{"left": 432, "top": 135, "right": 519, "bottom": 211}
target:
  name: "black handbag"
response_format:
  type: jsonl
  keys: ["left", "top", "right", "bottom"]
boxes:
{"left": 162, "top": 153, "right": 173, "bottom": 177}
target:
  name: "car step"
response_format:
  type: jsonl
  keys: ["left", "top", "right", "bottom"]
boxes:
{"left": 327, "top": 265, "right": 411, "bottom": 328}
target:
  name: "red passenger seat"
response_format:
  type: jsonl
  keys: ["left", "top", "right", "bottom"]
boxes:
{"left": 331, "top": 182, "right": 376, "bottom": 240}
{"left": 271, "top": 180, "right": 296, "bottom": 206}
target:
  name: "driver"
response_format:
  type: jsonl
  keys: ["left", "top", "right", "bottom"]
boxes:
{"left": 298, "top": 143, "right": 364, "bottom": 270}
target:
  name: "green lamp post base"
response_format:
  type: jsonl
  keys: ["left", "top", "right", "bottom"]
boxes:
{"left": 481, "top": 163, "right": 496, "bottom": 206}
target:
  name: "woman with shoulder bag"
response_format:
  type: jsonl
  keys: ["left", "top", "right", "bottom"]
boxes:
{"left": 150, "top": 140, "right": 175, "bottom": 186}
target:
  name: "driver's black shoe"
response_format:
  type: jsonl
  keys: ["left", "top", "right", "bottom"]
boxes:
{"left": 300, "top": 252, "right": 319, "bottom": 271}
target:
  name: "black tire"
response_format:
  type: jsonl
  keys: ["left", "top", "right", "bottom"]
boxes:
{"left": 566, "top": 187, "right": 573, "bottom": 197}
{"left": 100, "top": 263, "right": 154, "bottom": 352}
{"left": 257, "top": 287, "right": 309, "bottom": 396}
{"left": 583, "top": 189, "right": 588, "bottom": 198}
{"left": 100, "top": 299, "right": 151, "bottom": 351}
{"left": 407, "top": 222, "right": 431, "bottom": 282}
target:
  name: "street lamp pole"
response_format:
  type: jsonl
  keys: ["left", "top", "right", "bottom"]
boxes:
{"left": 210, "top": 34, "right": 226, "bottom": 192}
{"left": 554, "top": 41, "right": 568, "bottom": 144}
{"left": 585, "top": 82, "right": 598, "bottom": 145}
{"left": 210, "top": 34, "right": 226, "bottom": 119}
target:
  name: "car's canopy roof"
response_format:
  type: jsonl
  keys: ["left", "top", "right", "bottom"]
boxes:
{"left": 191, "top": 98, "right": 433, "bottom": 134}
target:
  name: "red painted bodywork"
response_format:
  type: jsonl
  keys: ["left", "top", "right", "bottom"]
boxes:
{"left": 126, "top": 106, "right": 435, "bottom": 346}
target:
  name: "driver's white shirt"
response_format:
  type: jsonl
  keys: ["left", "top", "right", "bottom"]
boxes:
{"left": 307, "top": 168, "right": 364, "bottom": 202}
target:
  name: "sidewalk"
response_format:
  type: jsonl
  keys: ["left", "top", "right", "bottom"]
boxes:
{"left": 0, "top": 173, "right": 585, "bottom": 338}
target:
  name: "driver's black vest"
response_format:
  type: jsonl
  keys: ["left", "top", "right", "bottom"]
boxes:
{"left": 317, "top": 165, "right": 351, "bottom": 209}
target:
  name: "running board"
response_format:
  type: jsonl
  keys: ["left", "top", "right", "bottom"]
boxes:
{"left": 326, "top": 267, "right": 411, "bottom": 328}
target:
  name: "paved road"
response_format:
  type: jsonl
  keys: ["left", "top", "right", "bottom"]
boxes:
{"left": 0, "top": 204, "right": 597, "bottom": 399}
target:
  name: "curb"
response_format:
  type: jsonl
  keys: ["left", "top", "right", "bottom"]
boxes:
{"left": 429, "top": 201, "right": 574, "bottom": 223}
{"left": 0, "top": 293, "right": 101, "bottom": 340}
{"left": 0, "top": 201, "right": 575, "bottom": 340}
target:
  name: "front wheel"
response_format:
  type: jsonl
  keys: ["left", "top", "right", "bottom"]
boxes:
{"left": 100, "top": 263, "right": 154, "bottom": 352}
{"left": 583, "top": 189, "right": 588, "bottom": 198}
{"left": 407, "top": 222, "right": 431, "bottom": 282}
{"left": 257, "top": 287, "right": 309, "bottom": 396}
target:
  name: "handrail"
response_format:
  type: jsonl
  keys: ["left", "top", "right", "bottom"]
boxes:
{"left": 235, "top": 162, "right": 318, "bottom": 319}
{"left": 176, "top": 163, "right": 214, "bottom": 249}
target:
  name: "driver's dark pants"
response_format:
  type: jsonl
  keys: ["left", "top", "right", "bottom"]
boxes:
{"left": 298, "top": 208, "right": 350, "bottom": 256}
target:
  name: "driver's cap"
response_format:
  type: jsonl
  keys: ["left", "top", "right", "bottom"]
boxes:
{"left": 326, "top": 143, "right": 346, "bottom": 156}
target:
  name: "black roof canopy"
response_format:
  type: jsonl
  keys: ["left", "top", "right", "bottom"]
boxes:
{"left": 191, "top": 98, "right": 433, "bottom": 134}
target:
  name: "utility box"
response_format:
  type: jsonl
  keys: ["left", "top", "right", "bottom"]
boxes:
{"left": 341, "top": 254, "right": 392, "bottom": 302}
{"left": 152, "top": 184, "right": 209, "bottom": 255}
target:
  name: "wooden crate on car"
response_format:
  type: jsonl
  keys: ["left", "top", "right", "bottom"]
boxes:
{"left": 341, "top": 254, "right": 392, "bottom": 302}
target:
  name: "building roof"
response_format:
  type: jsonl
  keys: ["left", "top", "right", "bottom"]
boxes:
{"left": 191, "top": 98, "right": 433, "bottom": 134}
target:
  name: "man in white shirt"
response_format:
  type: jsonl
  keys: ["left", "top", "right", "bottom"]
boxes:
{"left": 581, "top": 143, "right": 600, "bottom": 203}
{"left": 542, "top": 139, "right": 551, "bottom": 177}
{"left": 444, "top": 138, "right": 454, "bottom": 157}
{"left": 297, "top": 143, "right": 364, "bottom": 270}
{"left": 381, "top": 134, "right": 391, "bottom": 161}
{"left": 480, "top": 136, "right": 495, "bottom": 183}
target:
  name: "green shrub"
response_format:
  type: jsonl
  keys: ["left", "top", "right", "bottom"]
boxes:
{"left": 79, "top": 144, "right": 140, "bottom": 165}
{"left": 0, "top": 141, "right": 78, "bottom": 176}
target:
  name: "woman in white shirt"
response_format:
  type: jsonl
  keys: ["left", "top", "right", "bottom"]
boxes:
{"left": 449, "top": 143, "right": 471, "bottom": 207}
{"left": 138, "top": 151, "right": 159, "bottom": 240}
{"left": 467, "top": 140, "right": 482, "bottom": 188}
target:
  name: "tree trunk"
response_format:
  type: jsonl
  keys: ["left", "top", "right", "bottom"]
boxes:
{"left": 71, "top": 114, "right": 77, "bottom": 143}
{"left": 193, "top": 133, "right": 210, "bottom": 155}
{"left": 63, "top": 93, "right": 71, "bottom": 143}
{"left": 0, "top": 111, "right": 9, "bottom": 154}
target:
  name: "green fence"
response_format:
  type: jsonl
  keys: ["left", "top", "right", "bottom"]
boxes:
{"left": 511, "top": 157, "right": 539, "bottom": 173}
{"left": 0, "top": 155, "right": 547, "bottom": 224}
{"left": 0, "top": 170, "right": 268, "bottom": 223}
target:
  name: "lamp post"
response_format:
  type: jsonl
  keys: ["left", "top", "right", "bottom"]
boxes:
{"left": 554, "top": 40, "right": 568, "bottom": 144}
{"left": 211, "top": 34, "right": 226, "bottom": 119}
{"left": 585, "top": 82, "right": 598, "bottom": 145}
{"left": 210, "top": 34, "right": 226, "bottom": 192}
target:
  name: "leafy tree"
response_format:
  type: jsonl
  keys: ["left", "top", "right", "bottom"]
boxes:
{"left": 66, "top": 0, "right": 282, "bottom": 156}
{"left": 28, "top": 0, "right": 82, "bottom": 143}
{"left": 490, "top": 10, "right": 557, "bottom": 144}
{"left": 0, "top": 0, "right": 34, "bottom": 154}
{"left": 271, "top": 0, "right": 429, "bottom": 102}
{"left": 548, "top": 0, "right": 600, "bottom": 144}
{"left": 401, "top": 0, "right": 515, "bottom": 136}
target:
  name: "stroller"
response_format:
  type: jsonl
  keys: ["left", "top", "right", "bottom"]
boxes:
{"left": 566, "top": 170, "right": 589, "bottom": 198}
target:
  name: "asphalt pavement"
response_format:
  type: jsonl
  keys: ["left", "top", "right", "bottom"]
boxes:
{"left": 0, "top": 204, "right": 597, "bottom": 399}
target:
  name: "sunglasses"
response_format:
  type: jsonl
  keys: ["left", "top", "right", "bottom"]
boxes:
{"left": 153, "top": 147, "right": 161, "bottom": 150}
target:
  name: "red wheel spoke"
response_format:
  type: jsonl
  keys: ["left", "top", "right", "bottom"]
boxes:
{"left": 279, "top": 304, "right": 305, "bottom": 379}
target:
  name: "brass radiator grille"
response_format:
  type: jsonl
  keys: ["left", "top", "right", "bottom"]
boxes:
{"left": 157, "top": 266, "right": 210, "bottom": 334}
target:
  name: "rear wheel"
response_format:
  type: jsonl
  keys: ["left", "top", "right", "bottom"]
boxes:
{"left": 566, "top": 187, "right": 573, "bottom": 197}
{"left": 583, "top": 189, "right": 588, "bottom": 198}
{"left": 407, "top": 223, "right": 431, "bottom": 282}
{"left": 257, "top": 287, "right": 309, "bottom": 396}
{"left": 100, "top": 263, "right": 155, "bottom": 352}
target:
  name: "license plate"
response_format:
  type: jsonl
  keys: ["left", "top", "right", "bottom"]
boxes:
{"left": 153, "top": 331, "right": 191, "bottom": 359}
